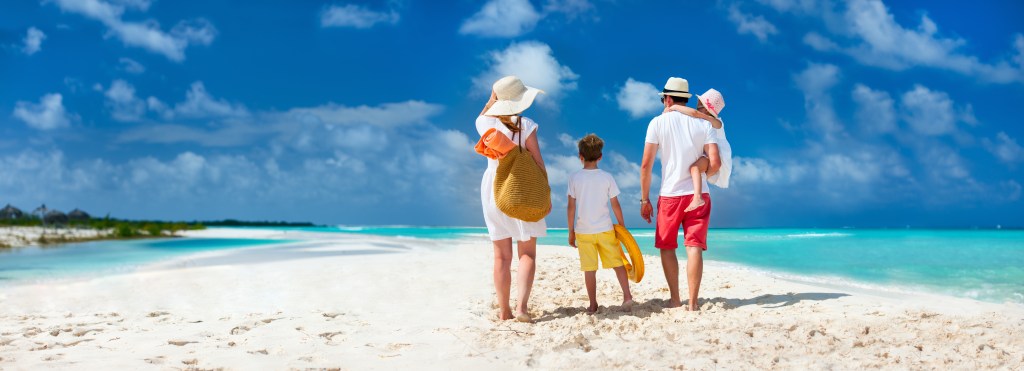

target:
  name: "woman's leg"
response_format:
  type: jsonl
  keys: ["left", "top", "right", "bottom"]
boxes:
{"left": 514, "top": 238, "right": 538, "bottom": 317}
{"left": 685, "top": 157, "right": 710, "bottom": 212}
{"left": 492, "top": 238, "right": 514, "bottom": 320}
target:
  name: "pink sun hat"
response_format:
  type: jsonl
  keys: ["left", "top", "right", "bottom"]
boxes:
{"left": 695, "top": 89, "right": 725, "bottom": 118}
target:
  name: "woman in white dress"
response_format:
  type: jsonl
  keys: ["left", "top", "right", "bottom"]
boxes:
{"left": 476, "top": 76, "right": 550, "bottom": 322}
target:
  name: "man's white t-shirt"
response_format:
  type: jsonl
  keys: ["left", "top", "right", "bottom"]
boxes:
{"left": 567, "top": 169, "right": 620, "bottom": 234}
{"left": 645, "top": 111, "right": 718, "bottom": 197}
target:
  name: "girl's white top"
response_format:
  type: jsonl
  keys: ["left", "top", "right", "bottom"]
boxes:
{"left": 475, "top": 115, "right": 548, "bottom": 241}
{"left": 708, "top": 118, "right": 732, "bottom": 188}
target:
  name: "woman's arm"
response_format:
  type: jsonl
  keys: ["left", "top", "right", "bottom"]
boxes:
{"left": 479, "top": 90, "right": 498, "bottom": 116}
{"left": 665, "top": 105, "right": 723, "bottom": 129}
{"left": 524, "top": 130, "right": 547, "bottom": 178}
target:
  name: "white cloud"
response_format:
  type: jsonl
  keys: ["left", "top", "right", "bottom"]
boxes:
{"left": 118, "top": 57, "right": 145, "bottom": 74}
{"left": 13, "top": 93, "right": 75, "bottom": 130}
{"left": 320, "top": 4, "right": 399, "bottom": 29}
{"left": 803, "top": 32, "right": 839, "bottom": 51}
{"left": 473, "top": 41, "right": 578, "bottom": 108}
{"left": 156, "top": 81, "right": 249, "bottom": 119}
{"left": 542, "top": 0, "right": 596, "bottom": 21}
{"left": 48, "top": 0, "right": 216, "bottom": 62}
{"left": 104, "top": 79, "right": 146, "bottom": 121}
{"left": 557, "top": 133, "right": 576, "bottom": 148}
{"left": 460, "top": 0, "right": 541, "bottom": 38}
{"left": 851, "top": 83, "right": 896, "bottom": 134}
{"left": 899, "top": 84, "right": 955, "bottom": 136}
{"left": 793, "top": 63, "right": 843, "bottom": 138}
{"left": 766, "top": 0, "right": 1024, "bottom": 84}
{"left": 615, "top": 78, "right": 661, "bottom": 119}
{"left": 728, "top": 5, "right": 778, "bottom": 43}
{"left": 22, "top": 27, "right": 46, "bottom": 55}
{"left": 983, "top": 132, "right": 1024, "bottom": 165}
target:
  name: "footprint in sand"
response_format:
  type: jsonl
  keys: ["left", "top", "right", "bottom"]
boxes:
{"left": 147, "top": 311, "right": 170, "bottom": 318}
{"left": 319, "top": 331, "right": 344, "bottom": 344}
{"left": 73, "top": 328, "right": 102, "bottom": 337}
{"left": 230, "top": 326, "right": 251, "bottom": 335}
{"left": 181, "top": 358, "right": 198, "bottom": 366}
{"left": 144, "top": 356, "right": 165, "bottom": 364}
{"left": 322, "top": 312, "right": 343, "bottom": 319}
{"left": 248, "top": 349, "right": 269, "bottom": 355}
{"left": 168, "top": 340, "right": 196, "bottom": 346}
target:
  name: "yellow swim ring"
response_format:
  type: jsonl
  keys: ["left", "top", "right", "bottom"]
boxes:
{"left": 614, "top": 224, "right": 644, "bottom": 283}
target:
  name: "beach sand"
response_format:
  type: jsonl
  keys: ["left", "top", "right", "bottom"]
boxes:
{"left": 0, "top": 227, "right": 111, "bottom": 248}
{"left": 0, "top": 228, "right": 1021, "bottom": 369}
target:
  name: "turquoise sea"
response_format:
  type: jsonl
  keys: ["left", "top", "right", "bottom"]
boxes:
{"left": 1, "top": 227, "right": 1021, "bottom": 304}
{"left": 0, "top": 238, "right": 287, "bottom": 284}
{"left": 312, "top": 226, "right": 1024, "bottom": 304}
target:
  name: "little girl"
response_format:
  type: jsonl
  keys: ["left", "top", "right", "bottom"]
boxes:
{"left": 665, "top": 89, "right": 731, "bottom": 212}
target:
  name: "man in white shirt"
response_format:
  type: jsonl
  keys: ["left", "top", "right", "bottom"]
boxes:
{"left": 639, "top": 77, "right": 721, "bottom": 311}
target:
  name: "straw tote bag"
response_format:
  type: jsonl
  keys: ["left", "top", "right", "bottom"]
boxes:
{"left": 494, "top": 117, "right": 551, "bottom": 222}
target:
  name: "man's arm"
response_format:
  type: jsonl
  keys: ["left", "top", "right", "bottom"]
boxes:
{"left": 704, "top": 143, "right": 722, "bottom": 178}
{"left": 640, "top": 142, "right": 658, "bottom": 223}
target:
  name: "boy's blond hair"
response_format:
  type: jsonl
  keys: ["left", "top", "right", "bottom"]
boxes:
{"left": 578, "top": 134, "right": 604, "bottom": 162}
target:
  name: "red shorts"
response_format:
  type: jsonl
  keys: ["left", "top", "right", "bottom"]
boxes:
{"left": 655, "top": 194, "right": 711, "bottom": 250}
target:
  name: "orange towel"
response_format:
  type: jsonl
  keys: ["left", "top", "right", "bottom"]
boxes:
{"left": 475, "top": 128, "right": 517, "bottom": 160}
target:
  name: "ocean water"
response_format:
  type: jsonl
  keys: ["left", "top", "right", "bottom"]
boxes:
{"left": 2, "top": 227, "right": 1021, "bottom": 304}
{"left": 0, "top": 238, "right": 287, "bottom": 285}
{"left": 316, "top": 226, "right": 1024, "bottom": 304}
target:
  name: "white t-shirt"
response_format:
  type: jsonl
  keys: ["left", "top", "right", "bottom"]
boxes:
{"left": 645, "top": 111, "right": 718, "bottom": 197}
{"left": 567, "top": 169, "right": 620, "bottom": 234}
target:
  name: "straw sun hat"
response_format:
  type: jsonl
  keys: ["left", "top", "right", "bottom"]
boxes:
{"left": 484, "top": 76, "right": 545, "bottom": 116}
{"left": 658, "top": 77, "right": 692, "bottom": 99}
{"left": 695, "top": 88, "right": 726, "bottom": 118}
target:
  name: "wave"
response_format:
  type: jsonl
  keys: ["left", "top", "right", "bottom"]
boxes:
{"left": 784, "top": 232, "right": 852, "bottom": 238}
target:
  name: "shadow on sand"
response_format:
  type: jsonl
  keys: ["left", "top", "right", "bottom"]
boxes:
{"left": 532, "top": 292, "right": 850, "bottom": 323}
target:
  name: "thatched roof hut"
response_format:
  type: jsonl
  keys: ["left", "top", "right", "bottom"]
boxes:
{"left": 68, "top": 208, "right": 91, "bottom": 222}
{"left": 43, "top": 210, "right": 69, "bottom": 226}
{"left": 32, "top": 204, "right": 48, "bottom": 219}
{"left": 1, "top": 204, "right": 24, "bottom": 219}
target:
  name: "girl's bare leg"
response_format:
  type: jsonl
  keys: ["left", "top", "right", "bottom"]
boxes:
{"left": 685, "top": 157, "right": 710, "bottom": 212}
{"left": 492, "top": 239, "right": 514, "bottom": 320}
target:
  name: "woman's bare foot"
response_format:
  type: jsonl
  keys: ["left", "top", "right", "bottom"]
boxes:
{"left": 499, "top": 310, "right": 514, "bottom": 320}
{"left": 586, "top": 303, "right": 599, "bottom": 314}
{"left": 514, "top": 311, "right": 533, "bottom": 323}
{"left": 684, "top": 197, "right": 705, "bottom": 212}
{"left": 667, "top": 299, "right": 682, "bottom": 308}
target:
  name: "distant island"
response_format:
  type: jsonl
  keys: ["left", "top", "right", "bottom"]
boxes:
{"left": 0, "top": 203, "right": 315, "bottom": 248}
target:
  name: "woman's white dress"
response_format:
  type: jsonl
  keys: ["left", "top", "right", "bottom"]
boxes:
{"left": 476, "top": 115, "right": 548, "bottom": 241}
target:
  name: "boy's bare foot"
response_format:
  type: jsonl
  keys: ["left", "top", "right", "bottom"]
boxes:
{"left": 587, "top": 303, "right": 599, "bottom": 314}
{"left": 620, "top": 299, "right": 635, "bottom": 312}
{"left": 684, "top": 197, "right": 705, "bottom": 212}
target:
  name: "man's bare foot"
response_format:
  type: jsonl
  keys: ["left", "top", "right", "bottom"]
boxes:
{"left": 684, "top": 197, "right": 705, "bottom": 212}
{"left": 666, "top": 299, "right": 682, "bottom": 308}
{"left": 587, "top": 303, "right": 599, "bottom": 314}
{"left": 620, "top": 299, "right": 635, "bottom": 312}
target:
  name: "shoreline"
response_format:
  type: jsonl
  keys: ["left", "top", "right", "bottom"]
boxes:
{"left": 0, "top": 228, "right": 1021, "bottom": 369}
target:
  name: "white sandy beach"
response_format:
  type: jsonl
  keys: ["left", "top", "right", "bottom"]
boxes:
{"left": 1, "top": 228, "right": 1022, "bottom": 369}
{"left": 0, "top": 227, "right": 111, "bottom": 248}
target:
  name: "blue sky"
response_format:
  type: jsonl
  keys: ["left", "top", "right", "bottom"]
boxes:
{"left": 1, "top": 0, "right": 1022, "bottom": 228}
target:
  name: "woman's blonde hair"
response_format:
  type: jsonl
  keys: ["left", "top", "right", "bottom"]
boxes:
{"left": 496, "top": 115, "right": 521, "bottom": 133}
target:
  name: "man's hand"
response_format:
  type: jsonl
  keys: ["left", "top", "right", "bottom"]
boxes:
{"left": 568, "top": 230, "right": 576, "bottom": 248}
{"left": 641, "top": 201, "right": 654, "bottom": 224}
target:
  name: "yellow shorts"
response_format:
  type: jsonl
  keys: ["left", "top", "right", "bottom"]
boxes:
{"left": 576, "top": 230, "right": 624, "bottom": 271}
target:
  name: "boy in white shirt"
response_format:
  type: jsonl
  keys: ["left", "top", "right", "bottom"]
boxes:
{"left": 567, "top": 134, "right": 634, "bottom": 313}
